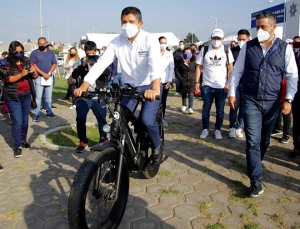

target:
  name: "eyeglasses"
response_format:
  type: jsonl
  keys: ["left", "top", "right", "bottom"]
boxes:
{"left": 14, "top": 51, "right": 24, "bottom": 55}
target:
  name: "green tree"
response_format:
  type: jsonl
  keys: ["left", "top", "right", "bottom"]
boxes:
{"left": 184, "top": 33, "right": 199, "bottom": 44}
{"left": 54, "top": 49, "right": 61, "bottom": 55}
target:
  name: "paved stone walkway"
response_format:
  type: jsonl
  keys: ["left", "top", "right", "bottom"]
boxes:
{"left": 0, "top": 95, "right": 299, "bottom": 229}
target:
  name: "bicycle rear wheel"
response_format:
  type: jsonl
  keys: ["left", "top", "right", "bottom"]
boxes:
{"left": 68, "top": 147, "right": 129, "bottom": 229}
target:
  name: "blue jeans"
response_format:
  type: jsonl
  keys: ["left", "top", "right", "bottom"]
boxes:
{"left": 107, "top": 74, "right": 124, "bottom": 88}
{"left": 34, "top": 82, "right": 53, "bottom": 117}
{"left": 229, "top": 84, "right": 244, "bottom": 128}
{"left": 242, "top": 97, "right": 280, "bottom": 184}
{"left": 182, "top": 92, "right": 194, "bottom": 109}
{"left": 6, "top": 91, "right": 31, "bottom": 148}
{"left": 122, "top": 84, "right": 161, "bottom": 149}
{"left": 201, "top": 86, "right": 227, "bottom": 130}
{"left": 76, "top": 98, "right": 107, "bottom": 144}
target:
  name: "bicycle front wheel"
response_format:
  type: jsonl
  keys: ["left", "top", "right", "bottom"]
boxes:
{"left": 68, "top": 147, "right": 129, "bottom": 229}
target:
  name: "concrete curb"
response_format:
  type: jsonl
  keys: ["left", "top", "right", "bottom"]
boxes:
{"left": 39, "top": 122, "right": 98, "bottom": 150}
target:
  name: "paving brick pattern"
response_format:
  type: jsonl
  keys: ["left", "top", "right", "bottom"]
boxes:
{"left": 0, "top": 95, "right": 299, "bottom": 229}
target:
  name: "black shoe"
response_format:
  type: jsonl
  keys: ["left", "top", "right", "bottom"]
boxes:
{"left": 14, "top": 147, "right": 23, "bottom": 158}
{"left": 289, "top": 149, "right": 300, "bottom": 158}
{"left": 32, "top": 115, "right": 39, "bottom": 122}
{"left": 51, "top": 105, "right": 57, "bottom": 109}
{"left": 279, "top": 135, "right": 290, "bottom": 144}
{"left": 62, "top": 96, "right": 70, "bottom": 100}
{"left": 249, "top": 182, "right": 264, "bottom": 197}
{"left": 21, "top": 140, "right": 31, "bottom": 149}
{"left": 0, "top": 164, "right": 3, "bottom": 172}
{"left": 271, "top": 129, "right": 283, "bottom": 136}
{"left": 151, "top": 147, "right": 163, "bottom": 166}
{"left": 76, "top": 142, "right": 88, "bottom": 153}
{"left": 46, "top": 113, "right": 57, "bottom": 118}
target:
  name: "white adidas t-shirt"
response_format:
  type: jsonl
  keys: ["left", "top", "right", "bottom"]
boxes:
{"left": 196, "top": 44, "right": 234, "bottom": 89}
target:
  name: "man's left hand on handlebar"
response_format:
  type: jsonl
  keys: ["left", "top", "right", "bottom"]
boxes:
{"left": 144, "top": 89, "right": 159, "bottom": 101}
{"left": 74, "top": 82, "right": 90, "bottom": 97}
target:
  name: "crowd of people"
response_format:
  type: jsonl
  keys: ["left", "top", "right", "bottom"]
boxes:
{"left": 0, "top": 7, "right": 299, "bottom": 198}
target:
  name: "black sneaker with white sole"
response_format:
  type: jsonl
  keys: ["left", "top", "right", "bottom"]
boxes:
{"left": 271, "top": 129, "right": 283, "bottom": 136}
{"left": 249, "top": 182, "right": 264, "bottom": 197}
{"left": 21, "top": 140, "right": 31, "bottom": 149}
{"left": 14, "top": 147, "right": 23, "bottom": 158}
{"left": 279, "top": 135, "right": 290, "bottom": 144}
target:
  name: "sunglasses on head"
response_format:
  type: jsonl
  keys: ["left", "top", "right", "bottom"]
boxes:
{"left": 14, "top": 51, "right": 24, "bottom": 55}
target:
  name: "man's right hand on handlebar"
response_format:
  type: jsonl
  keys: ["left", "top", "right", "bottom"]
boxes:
{"left": 74, "top": 82, "right": 90, "bottom": 97}
{"left": 144, "top": 89, "right": 160, "bottom": 101}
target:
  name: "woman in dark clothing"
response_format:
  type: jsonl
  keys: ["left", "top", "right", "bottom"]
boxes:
{"left": 2, "top": 41, "right": 38, "bottom": 158}
{"left": 174, "top": 47, "right": 197, "bottom": 114}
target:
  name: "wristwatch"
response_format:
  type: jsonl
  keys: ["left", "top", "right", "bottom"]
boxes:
{"left": 285, "top": 99, "right": 292, "bottom": 103}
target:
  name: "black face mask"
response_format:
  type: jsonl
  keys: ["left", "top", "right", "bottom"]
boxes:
{"left": 39, "top": 46, "right": 46, "bottom": 51}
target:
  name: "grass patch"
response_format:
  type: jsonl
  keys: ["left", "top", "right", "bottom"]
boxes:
{"left": 277, "top": 197, "right": 295, "bottom": 205}
{"left": 243, "top": 224, "right": 260, "bottom": 229}
{"left": 52, "top": 79, "right": 68, "bottom": 100}
{"left": 198, "top": 202, "right": 212, "bottom": 212}
{"left": 160, "top": 189, "right": 180, "bottom": 196}
{"left": 0, "top": 206, "right": 21, "bottom": 220}
{"left": 158, "top": 170, "right": 176, "bottom": 177}
{"left": 46, "top": 126, "right": 100, "bottom": 147}
{"left": 207, "top": 222, "right": 226, "bottom": 229}
{"left": 291, "top": 226, "right": 300, "bottom": 229}
{"left": 269, "top": 213, "right": 284, "bottom": 222}
{"left": 240, "top": 214, "right": 249, "bottom": 219}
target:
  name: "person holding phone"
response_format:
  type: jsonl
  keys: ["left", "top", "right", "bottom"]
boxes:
{"left": 1, "top": 41, "right": 38, "bottom": 158}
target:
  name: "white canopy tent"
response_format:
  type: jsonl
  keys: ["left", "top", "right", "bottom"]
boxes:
{"left": 80, "top": 32, "right": 180, "bottom": 48}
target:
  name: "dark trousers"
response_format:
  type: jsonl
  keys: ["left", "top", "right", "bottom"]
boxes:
{"left": 161, "top": 83, "right": 169, "bottom": 117}
{"left": 201, "top": 86, "right": 227, "bottom": 131}
{"left": 122, "top": 84, "right": 162, "bottom": 150}
{"left": 242, "top": 97, "right": 281, "bottom": 184}
{"left": 6, "top": 91, "right": 31, "bottom": 148}
{"left": 293, "top": 92, "right": 300, "bottom": 151}
{"left": 175, "top": 78, "right": 181, "bottom": 93}
{"left": 274, "top": 109, "right": 291, "bottom": 136}
{"left": 76, "top": 98, "right": 107, "bottom": 144}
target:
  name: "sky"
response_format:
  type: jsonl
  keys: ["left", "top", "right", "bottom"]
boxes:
{"left": 0, "top": 0, "right": 282, "bottom": 45}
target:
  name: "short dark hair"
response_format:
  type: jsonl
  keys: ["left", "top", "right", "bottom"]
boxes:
{"left": 190, "top": 44, "right": 197, "bottom": 48}
{"left": 121, "top": 7, "right": 142, "bottom": 22}
{"left": 256, "top": 12, "right": 276, "bottom": 24}
{"left": 237, "top": 29, "right": 250, "bottom": 37}
{"left": 293, "top": 35, "right": 300, "bottom": 40}
{"left": 38, "top": 37, "right": 47, "bottom": 43}
{"left": 46, "top": 44, "right": 53, "bottom": 48}
{"left": 81, "top": 39, "right": 87, "bottom": 44}
{"left": 179, "top": 41, "right": 185, "bottom": 44}
{"left": 84, "top": 41, "right": 97, "bottom": 52}
{"left": 158, "top": 36, "right": 166, "bottom": 42}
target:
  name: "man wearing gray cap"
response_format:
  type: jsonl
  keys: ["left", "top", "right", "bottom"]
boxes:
{"left": 195, "top": 28, "right": 234, "bottom": 140}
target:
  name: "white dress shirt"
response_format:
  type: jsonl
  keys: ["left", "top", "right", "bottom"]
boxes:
{"left": 229, "top": 38, "right": 298, "bottom": 100}
{"left": 161, "top": 50, "right": 174, "bottom": 84}
{"left": 84, "top": 30, "right": 163, "bottom": 87}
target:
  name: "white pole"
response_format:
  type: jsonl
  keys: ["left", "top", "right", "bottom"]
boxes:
{"left": 40, "top": 0, "right": 43, "bottom": 37}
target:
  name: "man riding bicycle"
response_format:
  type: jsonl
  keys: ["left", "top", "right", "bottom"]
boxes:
{"left": 74, "top": 6, "right": 163, "bottom": 166}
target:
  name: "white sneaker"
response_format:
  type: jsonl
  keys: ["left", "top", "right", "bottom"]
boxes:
{"left": 215, "top": 130, "right": 222, "bottom": 140}
{"left": 162, "top": 119, "right": 168, "bottom": 127}
{"left": 174, "top": 92, "right": 180, "bottom": 96}
{"left": 200, "top": 129, "right": 209, "bottom": 139}
{"left": 181, "top": 106, "right": 187, "bottom": 112}
{"left": 229, "top": 128, "right": 236, "bottom": 138}
{"left": 236, "top": 128, "right": 244, "bottom": 138}
{"left": 188, "top": 108, "right": 194, "bottom": 114}
{"left": 69, "top": 105, "right": 76, "bottom": 109}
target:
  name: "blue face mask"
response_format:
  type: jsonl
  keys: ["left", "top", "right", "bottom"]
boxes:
{"left": 14, "top": 51, "right": 24, "bottom": 60}
{"left": 183, "top": 53, "right": 192, "bottom": 59}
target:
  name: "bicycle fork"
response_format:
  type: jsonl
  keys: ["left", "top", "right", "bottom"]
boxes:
{"left": 115, "top": 134, "right": 125, "bottom": 201}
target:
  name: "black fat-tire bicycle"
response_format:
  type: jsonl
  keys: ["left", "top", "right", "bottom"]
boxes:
{"left": 68, "top": 84, "right": 164, "bottom": 229}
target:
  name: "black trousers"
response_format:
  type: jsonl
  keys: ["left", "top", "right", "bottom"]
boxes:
{"left": 274, "top": 109, "right": 292, "bottom": 136}
{"left": 292, "top": 91, "right": 300, "bottom": 151}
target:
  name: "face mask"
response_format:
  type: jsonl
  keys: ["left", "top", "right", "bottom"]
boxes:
{"left": 179, "top": 45, "right": 184, "bottom": 50}
{"left": 160, "top": 44, "right": 167, "bottom": 50}
{"left": 122, "top": 23, "right": 139, "bottom": 38}
{"left": 257, "top": 28, "right": 272, "bottom": 43}
{"left": 238, "top": 41, "right": 246, "bottom": 48}
{"left": 212, "top": 40, "right": 222, "bottom": 47}
{"left": 39, "top": 46, "right": 46, "bottom": 51}
{"left": 81, "top": 45, "right": 85, "bottom": 49}
{"left": 14, "top": 51, "right": 24, "bottom": 60}
{"left": 70, "top": 53, "right": 76, "bottom": 57}
{"left": 183, "top": 53, "right": 192, "bottom": 59}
